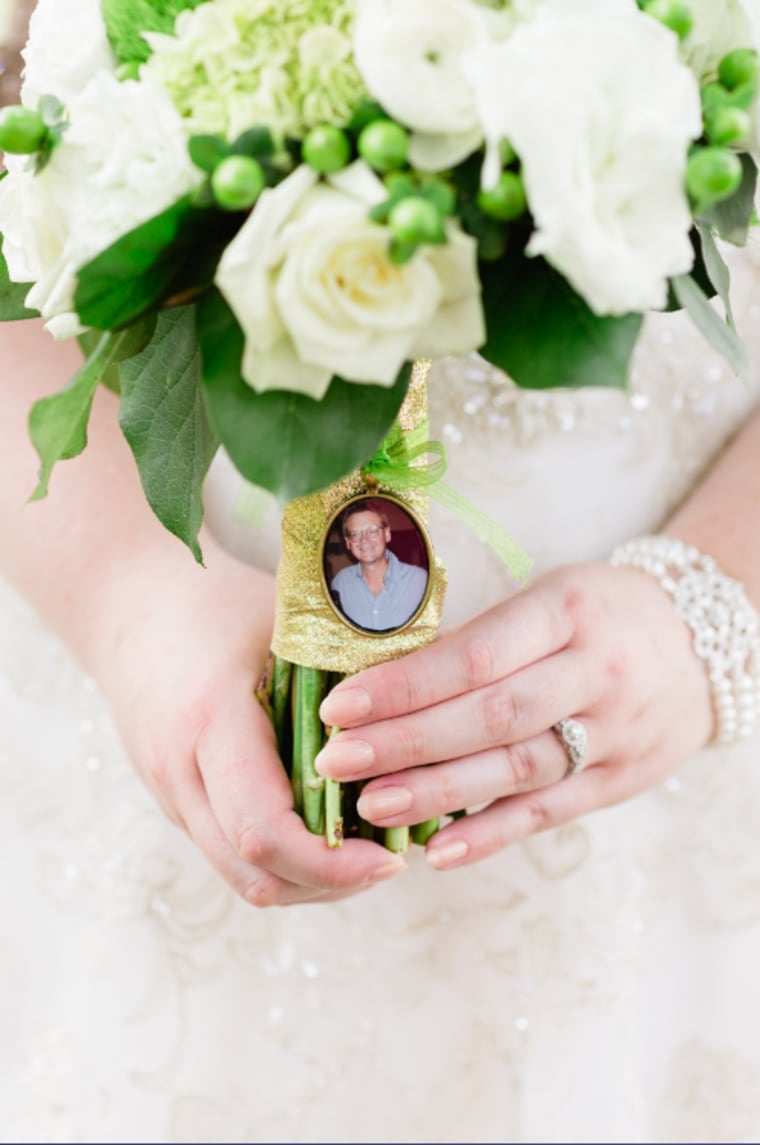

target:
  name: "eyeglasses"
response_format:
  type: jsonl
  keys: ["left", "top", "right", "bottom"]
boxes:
{"left": 346, "top": 525, "right": 383, "bottom": 542}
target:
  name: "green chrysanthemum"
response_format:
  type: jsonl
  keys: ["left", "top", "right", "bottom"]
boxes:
{"left": 141, "top": 0, "right": 368, "bottom": 143}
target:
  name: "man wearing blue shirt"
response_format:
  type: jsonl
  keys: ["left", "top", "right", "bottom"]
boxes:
{"left": 330, "top": 501, "right": 427, "bottom": 632}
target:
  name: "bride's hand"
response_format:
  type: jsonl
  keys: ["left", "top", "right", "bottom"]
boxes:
{"left": 91, "top": 540, "right": 406, "bottom": 904}
{"left": 316, "top": 562, "right": 714, "bottom": 870}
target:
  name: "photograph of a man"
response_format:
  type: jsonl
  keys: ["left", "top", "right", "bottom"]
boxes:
{"left": 329, "top": 498, "right": 428, "bottom": 632}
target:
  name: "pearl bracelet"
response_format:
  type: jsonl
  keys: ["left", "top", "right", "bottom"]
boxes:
{"left": 609, "top": 536, "right": 760, "bottom": 746}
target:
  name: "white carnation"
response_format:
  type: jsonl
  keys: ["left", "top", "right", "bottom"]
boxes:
{"left": 215, "top": 162, "right": 485, "bottom": 399}
{"left": 21, "top": 0, "right": 116, "bottom": 108}
{"left": 0, "top": 74, "right": 201, "bottom": 336}
{"left": 470, "top": 0, "right": 702, "bottom": 315}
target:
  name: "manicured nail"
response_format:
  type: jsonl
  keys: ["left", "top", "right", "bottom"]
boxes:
{"left": 426, "top": 839, "right": 469, "bottom": 870}
{"left": 320, "top": 686, "right": 371, "bottom": 726}
{"left": 314, "top": 737, "right": 375, "bottom": 777}
{"left": 370, "top": 859, "right": 407, "bottom": 883}
{"left": 357, "top": 786, "right": 413, "bottom": 821}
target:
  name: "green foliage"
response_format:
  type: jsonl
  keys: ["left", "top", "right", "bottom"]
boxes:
{"left": 0, "top": 236, "right": 39, "bottom": 320}
{"left": 196, "top": 289, "right": 412, "bottom": 503}
{"left": 100, "top": 0, "right": 210, "bottom": 64}
{"left": 697, "top": 153, "right": 758, "bottom": 245}
{"left": 671, "top": 273, "right": 749, "bottom": 379}
{"left": 77, "top": 315, "right": 157, "bottom": 394}
{"left": 119, "top": 307, "right": 218, "bottom": 562}
{"left": 697, "top": 223, "right": 736, "bottom": 328}
{"left": 27, "top": 95, "right": 68, "bottom": 174}
{"left": 479, "top": 253, "right": 642, "bottom": 390}
{"left": 28, "top": 331, "right": 133, "bottom": 500}
{"left": 74, "top": 194, "right": 240, "bottom": 330}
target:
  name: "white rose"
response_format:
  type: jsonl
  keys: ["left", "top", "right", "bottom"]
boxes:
{"left": 215, "top": 161, "right": 485, "bottom": 399}
{"left": 21, "top": 0, "right": 116, "bottom": 108}
{"left": 353, "top": 0, "right": 492, "bottom": 171}
{"left": 470, "top": 0, "right": 702, "bottom": 315}
{"left": 0, "top": 73, "right": 201, "bottom": 336}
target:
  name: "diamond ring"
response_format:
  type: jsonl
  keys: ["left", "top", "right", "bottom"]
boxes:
{"left": 553, "top": 718, "right": 588, "bottom": 777}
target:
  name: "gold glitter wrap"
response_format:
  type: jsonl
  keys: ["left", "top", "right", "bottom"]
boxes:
{"left": 270, "top": 361, "right": 447, "bottom": 674}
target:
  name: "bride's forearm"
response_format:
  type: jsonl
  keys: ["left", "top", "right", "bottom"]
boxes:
{"left": 663, "top": 403, "right": 760, "bottom": 605}
{"left": 0, "top": 320, "right": 274, "bottom": 674}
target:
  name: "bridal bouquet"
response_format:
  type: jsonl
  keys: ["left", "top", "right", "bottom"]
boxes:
{"left": 1, "top": 0, "right": 759, "bottom": 847}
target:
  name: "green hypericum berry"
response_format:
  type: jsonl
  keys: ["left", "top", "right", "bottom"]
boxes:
{"left": 718, "top": 48, "right": 760, "bottom": 92}
{"left": 358, "top": 120, "right": 409, "bottom": 173}
{"left": 388, "top": 196, "right": 445, "bottom": 245}
{"left": 705, "top": 105, "right": 751, "bottom": 147}
{"left": 302, "top": 125, "right": 351, "bottom": 174}
{"left": 686, "top": 146, "right": 743, "bottom": 211}
{"left": 0, "top": 105, "right": 47, "bottom": 154}
{"left": 211, "top": 155, "right": 266, "bottom": 211}
{"left": 477, "top": 170, "right": 527, "bottom": 222}
{"left": 643, "top": 0, "right": 693, "bottom": 40}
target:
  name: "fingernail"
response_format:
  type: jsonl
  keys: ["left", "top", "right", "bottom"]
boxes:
{"left": 320, "top": 686, "right": 371, "bottom": 726}
{"left": 370, "top": 859, "right": 407, "bottom": 883}
{"left": 426, "top": 840, "right": 469, "bottom": 870}
{"left": 314, "top": 737, "right": 375, "bottom": 778}
{"left": 357, "top": 786, "right": 413, "bottom": 820}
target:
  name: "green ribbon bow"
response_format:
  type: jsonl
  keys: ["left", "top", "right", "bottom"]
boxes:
{"left": 362, "top": 421, "right": 533, "bottom": 583}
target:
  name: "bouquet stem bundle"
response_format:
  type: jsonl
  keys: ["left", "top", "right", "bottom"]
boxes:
{"left": 261, "top": 654, "right": 440, "bottom": 852}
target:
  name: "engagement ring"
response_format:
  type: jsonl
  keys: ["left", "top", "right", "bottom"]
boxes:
{"left": 553, "top": 718, "right": 588, "bottom": 777}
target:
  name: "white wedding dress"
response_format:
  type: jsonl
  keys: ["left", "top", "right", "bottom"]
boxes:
{"left": 3, "top": 241, "right": 760, "bottom": 1143}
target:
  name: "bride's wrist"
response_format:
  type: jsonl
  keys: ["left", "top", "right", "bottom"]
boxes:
{"left": 610, "top": 535, "right": 760, "bottom": 746}
{"left": 82, "top": 529, "right": 276, "bottom": 688}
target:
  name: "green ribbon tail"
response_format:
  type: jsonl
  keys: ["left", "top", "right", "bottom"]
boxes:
{"left": 428, "top": 480, "right": 532, "bottom": 583}
{"left": 363, "top": 419, "right": 533, "bottom": 584}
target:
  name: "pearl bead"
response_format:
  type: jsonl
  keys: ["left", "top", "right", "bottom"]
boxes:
{"left": 610, "top": 535, "right": 760, "bottom": 748}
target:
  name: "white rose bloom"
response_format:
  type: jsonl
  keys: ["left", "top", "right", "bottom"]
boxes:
{"left": 21, "top": 0, "right": 116, "bottom": 108}
{"left": 215, "top": 162, "right": 485, "bottom": 399}
{"left": 353, "top": 0, "right": 493, "bottom": 171}
{"left": 0, "top": 73, "right": 201, "bottom": 337}
{"left": 470, "top": 0, "right": 702, "bottom": 315}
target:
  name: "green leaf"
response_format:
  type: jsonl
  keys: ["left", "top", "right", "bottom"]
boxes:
{"left": 28, "top": 330, "right": 131, "bottom": 499}
{"left": 119, "top": 306, "right": 218, "bottom": 562}
{"left": 77, "top": 314, "right": 157, "bottom": 394}
{"left": 665, "top": 226, "right": 716, "bottom": 311}
{"left": 232, "top": 127, "right": 275, "bottom": 159}
{"left": 188, "top": 134, "right": 232, "bottom": 174}
{"left": 698, "top": 152, "right": 758, "bottom": 245}
{"left": 671, "top": 273, "right": 749, "bottom": 379}
{"left": 74, "top": 194, "right": 239, "bottom": 330}
{"left": 697, "top": 223, "right": 736, "bottom": 328}
{"left": 100, "top": 0, "right": 210, "bottom": 64}
{"left": 196, "top": 290, "right": 411, "bottom": 502}
{"left": 0, "top": 235, "right": 39, "bottom": 320}
{"left": 479, "top": 254, "right": 642, "bottom": 389}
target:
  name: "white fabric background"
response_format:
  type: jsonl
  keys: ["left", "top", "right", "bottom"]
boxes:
{"left": 3, "top": 245, "right": 760, "bottom": 1142}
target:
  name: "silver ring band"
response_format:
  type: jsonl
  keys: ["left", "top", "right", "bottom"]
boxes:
{"left": 553, "top": 717, "right": 588, "bottom": 777}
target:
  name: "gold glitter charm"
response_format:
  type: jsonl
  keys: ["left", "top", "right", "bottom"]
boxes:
{"left": 270, "top": 361, "right": 447, "bottom": 676}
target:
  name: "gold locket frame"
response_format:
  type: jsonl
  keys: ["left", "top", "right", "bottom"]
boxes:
{"left": 320, "top": 491, "right": 436, "bottom": 639}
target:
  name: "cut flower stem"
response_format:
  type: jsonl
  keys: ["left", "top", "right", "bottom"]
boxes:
{"left": 265, "top": 654, "right": 446, "bottom": 852}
